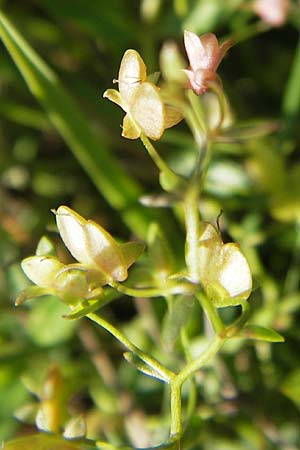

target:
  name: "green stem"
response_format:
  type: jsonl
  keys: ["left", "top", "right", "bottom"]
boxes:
{"left": 168, "top": 333, "right": 226, "bottom": 439}
{"left": 109, "top": 281, "right": 195, "bottom": 298}
{"left": 170, "top": 381, "right": 182, "bottom": 438}
{"left": 176, "top": 334, "right": 224, "bottom": 387}
{"left": 180, "top": 328, "right": 197, "bottom": 425}
{"left": 224, "top": 300, "right": 250, "bottom": 338}
{"left": 140, "top": 132, "right": 181, "bottom": 188}
{"left": 197, "top": 291, "right": 225, "bottom": 334}
{"left": 87, "top": 312, "right": 174, "bottom": 383}
{"left": 186, "top": 90, "right": 207, "bottom": 139}
{"left": 184, "top": 181, "right": 201, "bottom": 283}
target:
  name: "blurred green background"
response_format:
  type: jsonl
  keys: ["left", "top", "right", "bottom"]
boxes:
{"left": 0, "top": 0, "right": 300, "bottom": 448}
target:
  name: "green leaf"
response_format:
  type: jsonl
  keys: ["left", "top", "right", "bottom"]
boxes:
{"left": 206, "top": 160, "right": 252, "bottom": 197}
{"left": 147, "top": 223, "right": 174, "bottom": 280}
{"left": 3, "top": 433, "right": 93, "bottom": 450}
{"left": 238, "top": 325, "right": 285, "bottom": 343}
{"left": 218, "top": 120, "right": 279, "bottom": 143}
{"left": 40, "top": 0, "right": 138, "bottom": 47}
{"left": 0, "top": 10, "right": 150, "bottom": 239}
{"left": 123, "top": 352, "right": 169, "bottom": 383}
{"left": 26, "top": 296, "right": 77, "bottom": 346}
{"left": 161, "top": 295, "right": 194, "bottom": 351}
{"left": 281, "top": 369, "right": 300, "bottom": 406}
{"left": 282, "top": 39, "right": 300, "bottom": 116}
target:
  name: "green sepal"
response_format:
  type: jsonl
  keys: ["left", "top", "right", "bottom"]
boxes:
{"left": 15, "top": 286, "right": 51, "bottom": 305}
{"left": 123, "top": 352, "right": 169, "bottom": 383}
{"left": 238, "top": 325, "right": 285, "bottom": 343}
{"left": 147, "top": 71, "right": 160, "bottom": 84}
{"left": 119, "top": 241, "right": 145, "bottom": 268}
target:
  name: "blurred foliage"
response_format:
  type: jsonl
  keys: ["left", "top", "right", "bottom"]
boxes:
{"left": 0, "top": 0, "right": 300, "bottom": 449}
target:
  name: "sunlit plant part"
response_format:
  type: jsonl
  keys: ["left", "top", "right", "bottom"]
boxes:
{"left": 20, "top": 255, "right": 102, "bottom": 305}
{"left": 54, "top": 206, "right": 144, "bottom": 282}
{"left": 253, "top": 0, "right": 290, "bottom": 26}
{"left": 183, "top": 31, "right": 232, "bottom": 95}
{"left": 197, "top": 223, "right": 252, "bottom": 307}
{"left": 103, "top": 49, "right": 182, "bottom": 140}
{"left": 18, "top": 206, "right": 144, "bottom": 306}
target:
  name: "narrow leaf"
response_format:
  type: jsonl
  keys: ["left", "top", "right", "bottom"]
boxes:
{"left": 123, "top": 352, "right": 169, "bottom": 383}
{"left": 0, "top": 10, "right": 151, "bottom": 238}
{"left": 238, "top": 325, "right": 285, "bottom": 343}
{"left": 2, "top": 433, "right": 93, "bottom": 449}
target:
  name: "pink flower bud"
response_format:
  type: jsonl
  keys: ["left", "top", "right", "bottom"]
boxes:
{"left": 183, "top": 31, "right": 232, "bottom": 95}
{"left": 253, "top": 0, "right": 290, "bottom": 26}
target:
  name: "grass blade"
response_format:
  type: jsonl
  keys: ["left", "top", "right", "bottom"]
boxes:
{"left": 0, "top": 10, "right": 151, "bottom": 238}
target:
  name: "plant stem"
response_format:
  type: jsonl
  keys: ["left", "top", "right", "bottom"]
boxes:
{"left": 170, "top": 381, "right": 182, "bottom": 437}
{"left": 197, "top": 292, "right": 225, "bottom": 334}
{"left": 169, "top": 335, "right": 225, "bottom": 440}
{"left": 224, "top": 300, "right": 250, "bottom": 338}
{"left": 140, "top": 132, "right": 181, "bottom": 188}
{"left": 109, "top": 281, "right": 195, "bottom": 298}
{"left": 183, "top": 109, "right": 212, "bottom": 282}
{"left": 87, "top": 312, "right": 174, "bottom": 383}
{"left": 176, "top": 334, "right": 224, "bottom": 387}
{"left": 184, "top": 181, "right": 201, "bottom": 283}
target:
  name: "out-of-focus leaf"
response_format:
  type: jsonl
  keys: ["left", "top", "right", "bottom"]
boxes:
{"left": 0, "top": 101, "right": 50, "bottom": 130}
{"left": 3, "top": 433, "right": 94, "bottom": 450}
{"left": 26, "top": 296, "right": 77, "bottom": 346}
{"left": 183, "top": 0, "right": 240, "bottom": 34}
{"left": 282, "top": 39, "right": 300, "bottom": 116}
{"left": 40, "top": 0, "right": 138, "bottom": 47}
{"left": 147, "top": 223, "right": 174, "bottom": 281}
{"left": 162, "top": 295, "right": 194, "bottom": 351}
{"left": 206, "top": 160, "right": 251, "bottom": 197}
{"left": 0, "top": 10, "right": 150, "bottom": 239}
{"left": 218, "top": 120, "right": 279, "bottom": 143}
{"left": 141, "top": 0, "right": 161, "bottom": 23}
{"left": 123, "top": 352, "right": 169, "bottom": 383}
{"left": 281, "top": 369, "right": 300, "bottom": 406}
{"left": 238, "top": 324, "right": 284, "bottom": 342}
